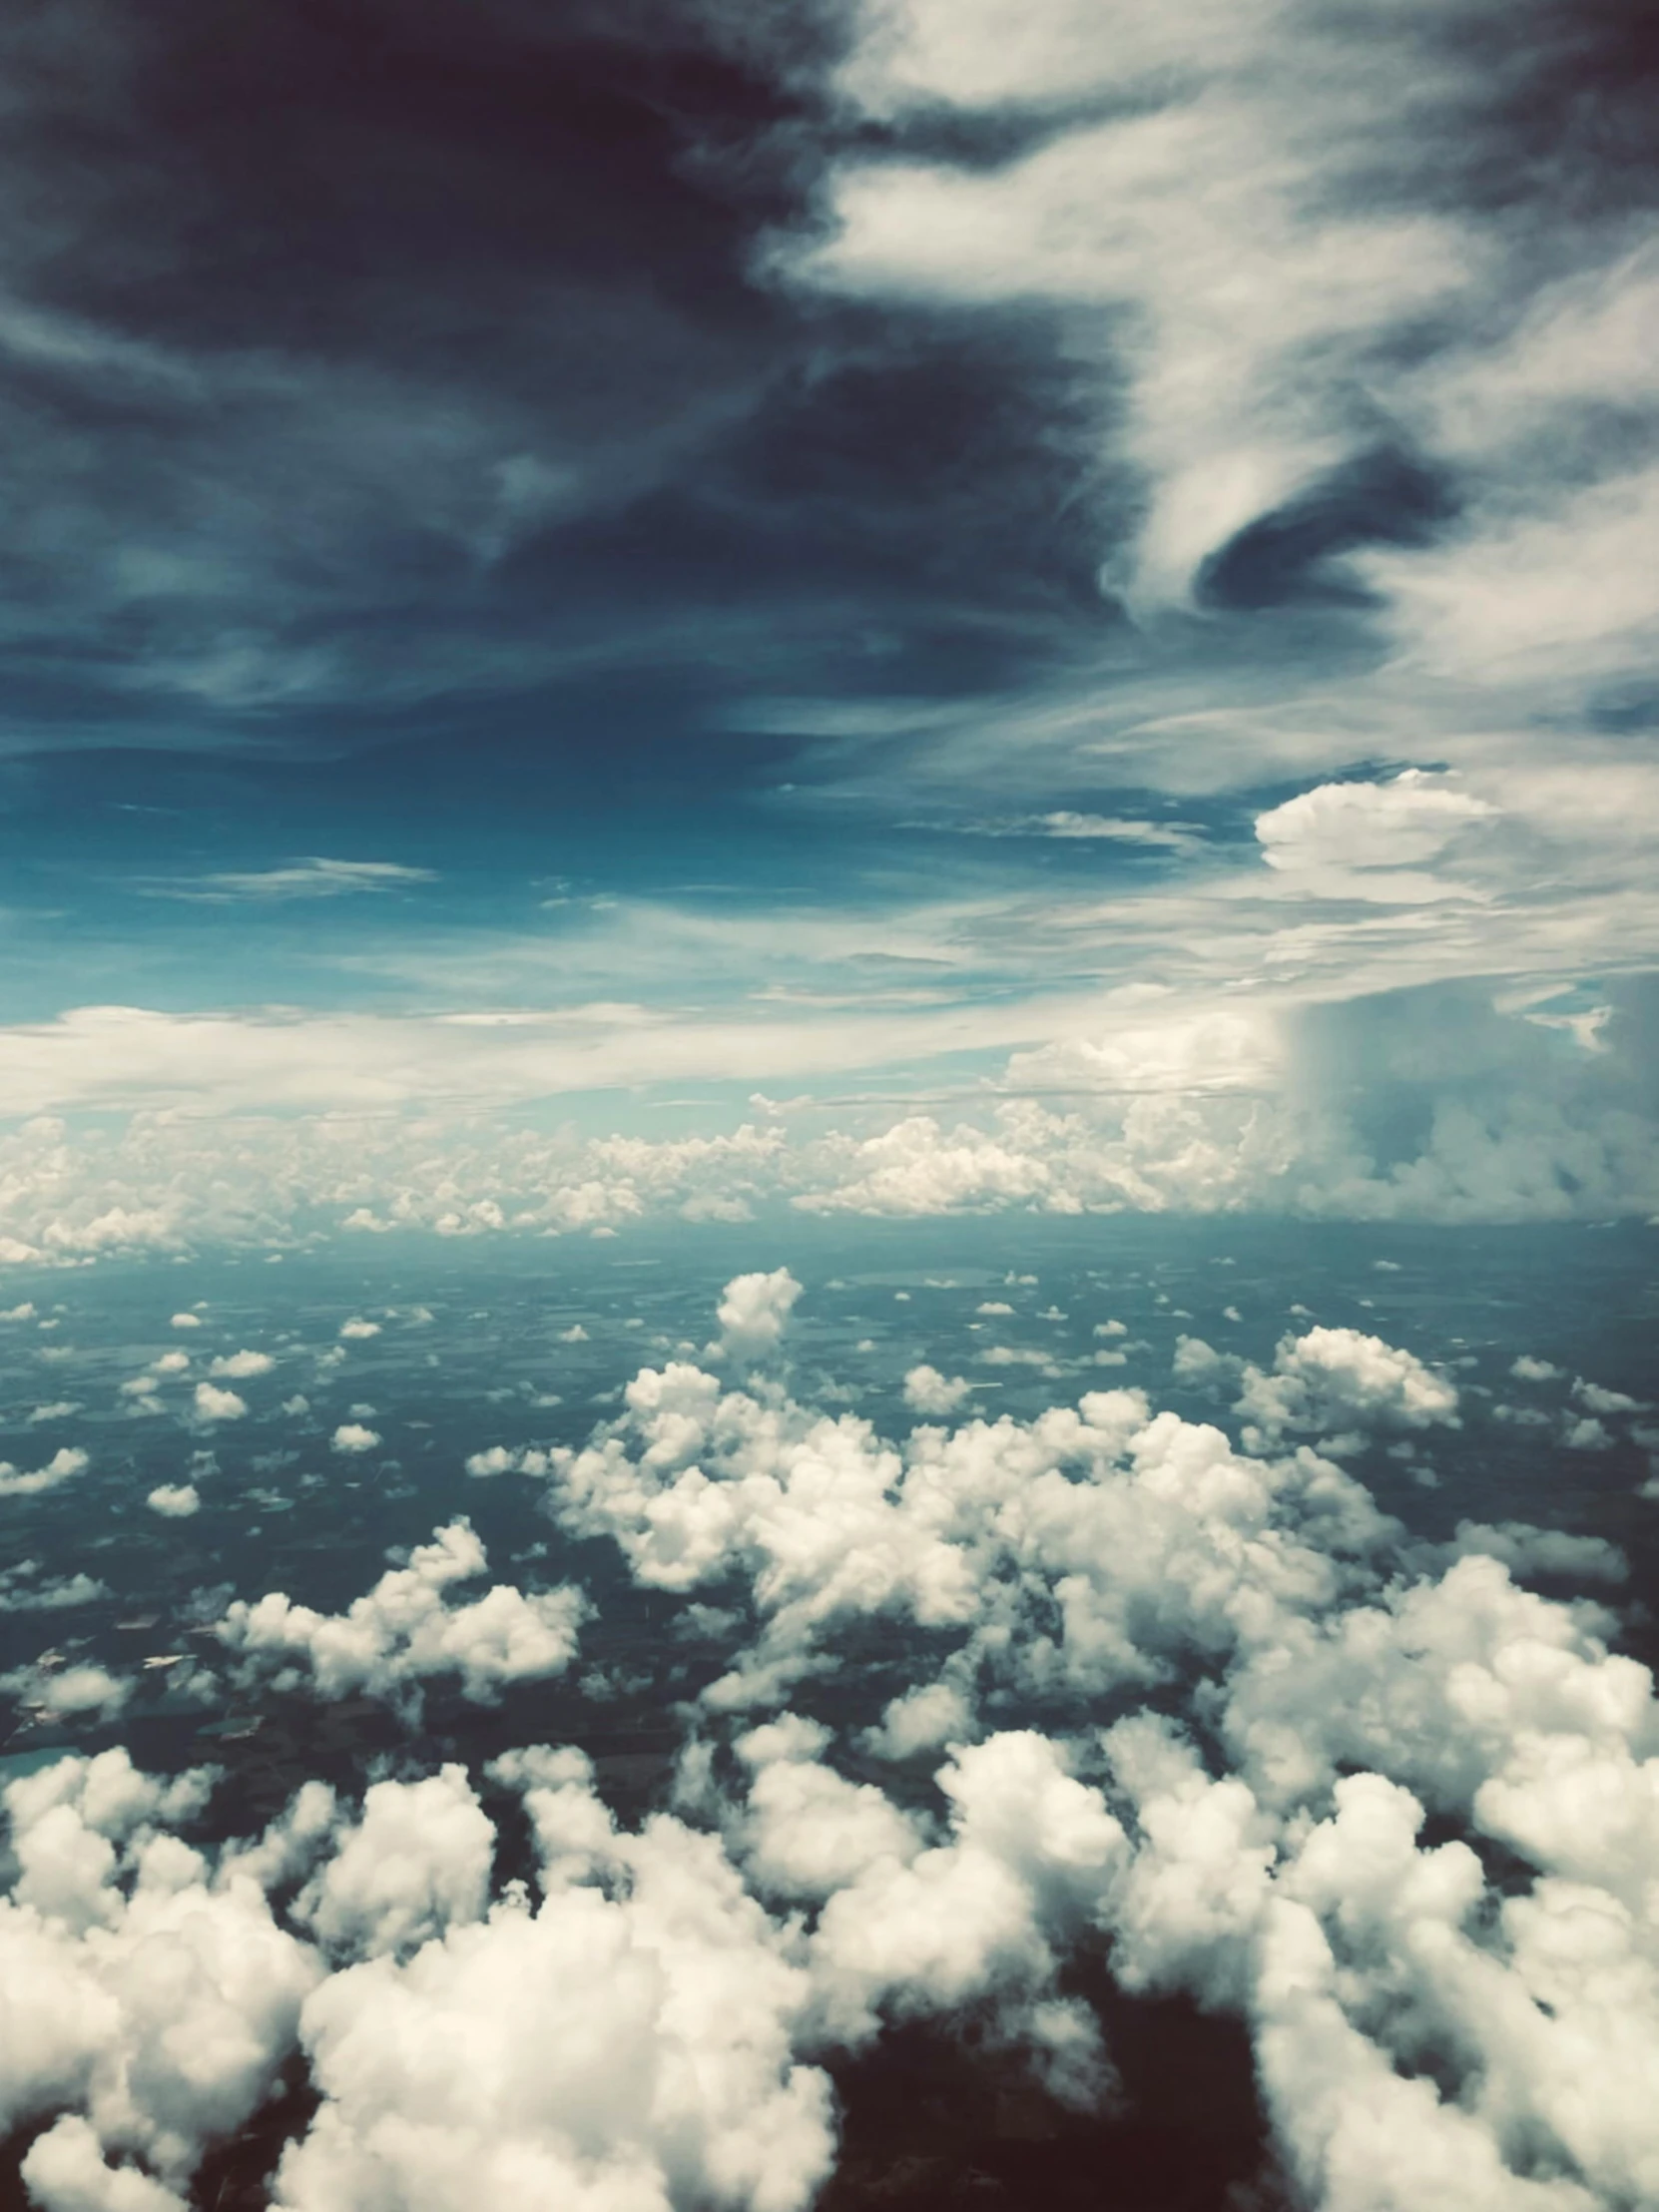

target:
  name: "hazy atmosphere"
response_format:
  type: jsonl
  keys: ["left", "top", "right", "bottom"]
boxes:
{"left": 1, "top": 3, "right": 1656, "bottom": 2209}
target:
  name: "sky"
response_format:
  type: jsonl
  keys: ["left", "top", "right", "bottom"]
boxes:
{"left": 7, "top": 13, "right": 1659, "bottom": 2203}
{"left": 0, "top": 0, "right": 1655, "bottom": 1254}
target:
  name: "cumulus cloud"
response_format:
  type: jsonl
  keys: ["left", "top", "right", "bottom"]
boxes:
{"left": 1255, "top": 772, "right": 1497, "bottom": 901}
{"left": 214, "top": 1519, "right": 587, "bottom": 1710}
{"left": 552, "top": 1297, "right": 1407, "bottom": 1713}
{"left": 463, "top": 1443, "right": 552, "bottom": 1479}
{"left": 552, "top": 1280, "right": 1659, "bottom": 2206}
{"left": 712, "top": 1269, "right": 802, "bottom": 1365}
{"left": 901, "top": 1365, "right": 971, "bottom": 1417}
{"left": 1234, "top": 1326, "right": 1460, "bottom": 1449}
{"left": 1445, "top": 1520, "right": 1627, "bottom": 1585}
{"left": 279, "top": 1747, "right": 836, "bottom": 2212}
{"left": 294, "top": 1767, "right": 493, "bottom": 1961}
{"left": 146, "top": 1483, "right": 201, "bottom": 1519}
{"left": 1576, "top": 1379, "right": 1646, "bottom": 1416}
{"left": 192, "top": 1383, "right": 247, "bottom": 1423}
{"left": 0, "top": 1661, "right": 132, "bottom": 1721}
{"left": 0, "top": 1568, "right": 110, "bottom": 1614}
{"left": 328, "top": 1423, "right": 380, "bottom": 1456}
{"left": 0, "top": 1750, "right": 315, "bottom": 2206}
{"left": 208, "top": 1350, "right": 274, "bottom": 1379}
{"left": 7, "top": 1271, "right": 1659, "bottom": 2210}
{"left": 0, "top": 990, "right": 1654, "bottom": 1277}
{"left": 861, "top": 1679, "right": 974, "bottom": 1762}
{"left": 0, "top": 1445, "right": 89, "bottom": 1499}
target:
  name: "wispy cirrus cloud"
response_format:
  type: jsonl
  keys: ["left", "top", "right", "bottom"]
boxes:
{"left": 139, "top": 858, "right": 438, "bottom": 902}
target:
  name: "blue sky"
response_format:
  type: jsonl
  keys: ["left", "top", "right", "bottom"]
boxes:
{"left": 0, "top": 0, "right": 1656, "bottom": 1244}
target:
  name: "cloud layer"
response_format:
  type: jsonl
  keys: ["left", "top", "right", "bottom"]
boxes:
{"left": 4, "top": 1272, "right": 1658, "bottom": 2209}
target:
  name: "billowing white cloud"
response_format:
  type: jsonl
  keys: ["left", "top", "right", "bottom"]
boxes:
{"left": 294, "top": 1767, "right": 493, "bottom": 1961}
{"left": 901, "top": 1366, "right": 971, "bottom": 1417}
{"left": 463, "top": 1442, "right": 552, "bottom": 1479}
{"left": 208, "top": 1350, "right": 274, "bottom": 1379}
{"left": 551, "top": 1308, "right": 1419, "bottom": 1712}
{"left": 0, "top": 1661, "right": 132, "bottom": 1721}
{"left": 1255, "top": 772, "right": 1497, "bottom": 901}
{"left": 0, "top": 1569, "right": 110, "bottom": 1614}
{"left": 1512, "top": 1355, "right": 1560, "bottom": 1382}
{"left": 215, "top": 1519, "right": 587, "bottom": 1710}
{"left": 277, "top": 1746, "right": 836, "bottom": 2212}
{"left": 1233, "top": 1326, "right": 1460, "bottom": 1448}
{"left": 861, "top": 1678, "right": 974, "bottom": 1762}
{"left": 0, "top": 1446, "right": 88, "bottom": 1499}
{"left": 146, "top": 1483, "right": 200, "bottom": 1519}
{"left": 192, "top": 1382, "right": 246, "bottom": 1423}
{"left": 0, "top": 1751, "right": 316, "bottom": 2207}
{"left": 5, "top": 1275, "right": 1659, "bottom": 2211}
{"left": 713, "top": 1269, "right": 802, "bottom": 1365}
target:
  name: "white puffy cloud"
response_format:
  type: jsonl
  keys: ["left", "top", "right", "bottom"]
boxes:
{"left": 541, "top": 1273, "right": 1659, "bottom": 2197}
{"left": 901, "top": 1366, "right": 971, "bottom": 1417}
{"left": 861, "top": 1679, "right": 975, "bottom": 1762}
{"left": 806, "top": 1732, "right": 1125, "bottom": 2105}
{"left": 146, "top": 1484, "right": 200, "bottom": 1519}
{"left": 328, "top": 1422, "right": 380, "bottom": 1455}
{"left": 337, "top": 1319, "right": 379, "bottom": 1342}
{"left": 712, "top": 1270, "right": 802, "bottom": 1365}
{"left": 0, "top": 1754, "right": 318, "bottom": 2208}
{"left": 463, "top": 1442, "right": 552, "bottom": 1479}
{"left": 295, "top": 1767, "right": 493, "bottom": 1960}
{"left": 22, "top": 2113, "right": 189, "bottom": 2212}
{"left": 7, "top": 1274, "right": 1659, "bottom": 2210}
{"left": 1446, "top": 1521, "right": 1627, "bottom": 1585}
{"left": 208, "top": 1350, "right": 274, "bottom": 1379}
{"left": 794, "top": 1115, "right": 1055, "bottom": 1216}
{"left": 0, "top": 1743, "right": 846, "bottom": 2212}
{"left": 552, "top": 1299, "right": 1407, "bottom": 1714}
{"left": 277, "top": 1748, "right": 836, "bottom": 2212}
{"left": 1563, "top": 1416, "right": 1613, "bottom": 1453}
{"left": 1234, "top": 1326, "right": 1459, "bottom": 1448}
{"left": 1, "top": 1662, "right": 132, "bottom": 1721}
{"left": 0, "top": 1569, "right": 110, "bottom": 1614}
{"left": 0, "top": 1445, "right": 89, "bottom": 1499}
{"left": 1255, "top": 773, "right": 1496, "bottom": 902}
{"left": 192, "top": 1383, "right": 246, "bottom": 1423}
{"left": 734, "top": 1716, "right": 923, "bottom": 1901}
{"left": 214, "top": 1519, "right": 587, "bottom": 1710}
{"left": 1576, "top": 1379, "right": 1646, "bottom": 1416}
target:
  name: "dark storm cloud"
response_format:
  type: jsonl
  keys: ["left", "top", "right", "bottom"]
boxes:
{"left": 0, "top": 0, "right": 1652, "bottom": 781}
{"left": 0, "top": 0, "right": 1124, "bottom": 759}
